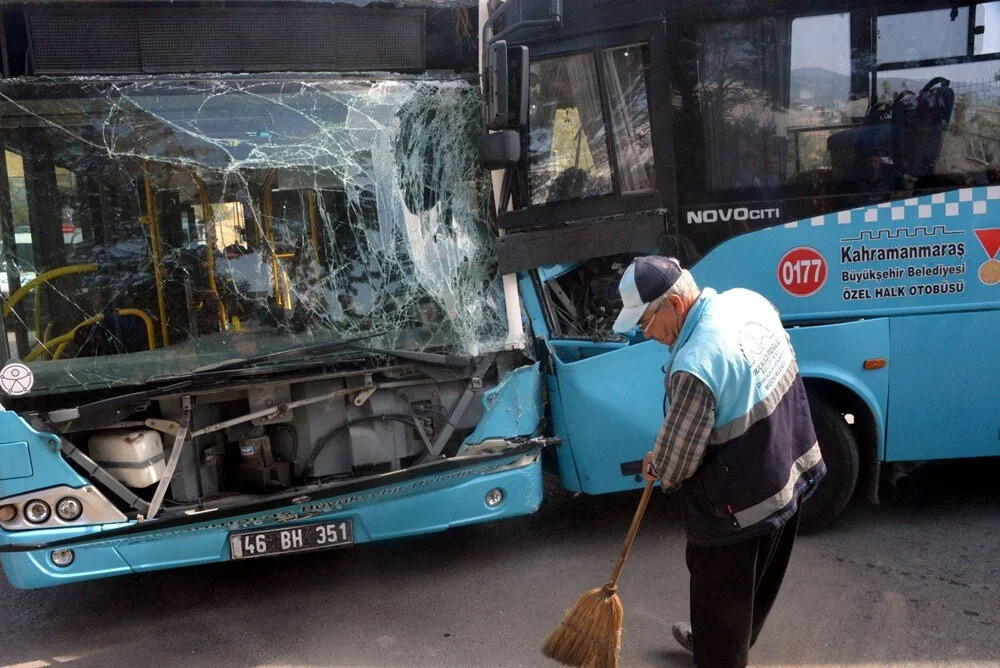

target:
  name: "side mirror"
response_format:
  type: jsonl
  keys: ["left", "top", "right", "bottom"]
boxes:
{"left": 484, "top": 41, "right": 510, "bottom": 130}
{"left": 484, "top": 42, "right": 529, "bottom": 131}
{"left": 478, "top": 130, "right": 521, "bottom": 169}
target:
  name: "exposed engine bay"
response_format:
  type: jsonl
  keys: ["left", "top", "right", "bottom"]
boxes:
{"left": 17, "top": 349, "right": 536, "bottom": 523}
{"left": 538, "top": 254, "right": 636, "bottom": 340}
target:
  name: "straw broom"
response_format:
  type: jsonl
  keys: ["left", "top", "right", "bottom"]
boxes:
{"left": 542, "top": 478, "right": 656, "bottom": 668}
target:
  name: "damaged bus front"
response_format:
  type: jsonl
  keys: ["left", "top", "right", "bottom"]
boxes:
{"left": 0, "top": 2, "right": 551, "bottom": 589}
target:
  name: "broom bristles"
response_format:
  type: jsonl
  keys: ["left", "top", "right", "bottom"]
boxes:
{"left": 542, "top": 585, "right": 623, "bottom": 668}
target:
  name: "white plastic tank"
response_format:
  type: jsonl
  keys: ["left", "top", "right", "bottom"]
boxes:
{"left": 87, "top": 429, "right": 165, "bottom": 488}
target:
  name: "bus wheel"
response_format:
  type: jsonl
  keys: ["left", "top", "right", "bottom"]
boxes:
{"left": 799, "top": 392, "right": 859, "bottom": 533}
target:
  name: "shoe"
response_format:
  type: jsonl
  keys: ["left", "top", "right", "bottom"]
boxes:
{"left": 672, "top": 622, "right": 694, "bottom": 653}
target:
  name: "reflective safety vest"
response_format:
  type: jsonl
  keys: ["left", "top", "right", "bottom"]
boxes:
{"left": 666, "top": 287, "right": 826, "bottom": 545}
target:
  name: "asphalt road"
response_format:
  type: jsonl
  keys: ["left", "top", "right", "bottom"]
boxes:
{"left": 1, "top": 458, "right": 998, "bottom": 668}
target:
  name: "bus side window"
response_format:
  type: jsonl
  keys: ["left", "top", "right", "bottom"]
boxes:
{"left": 527, "top": 53, "right": 614, "bottom": 205}
{"left": 601, "top": 45, "right": 655, "bottom": 193}
{"left": 786, "top": 13, "right": 859, "bottom": 216}
{"left": 672, "top": 14, "right": 858, "bottom": 226}
{"left": 869, "top": 3, "right": 1000, "bottom": 192}
{"left": 675, "top": 2, "right": 1000, "bottom": 234}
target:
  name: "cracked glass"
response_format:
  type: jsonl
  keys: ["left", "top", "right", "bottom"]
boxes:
{"left": 0, "top": 75, "right": 508, "bottom": 395}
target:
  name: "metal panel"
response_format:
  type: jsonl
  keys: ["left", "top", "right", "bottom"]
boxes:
{"left": 26, "top": 8, "right": 142, "bottom": 74}
{"left": 546, "top": 338, "right": 667, "bottom": 494}
{"left": 0, "top": 441, "right": 32, "bottom": 480}
{"left": 788, "top": 319, "right": 889, "bottom": 459}
{"left": 687, "top": 189, "right": 1000, "bottom": 325}
{"left": 1, "top": 452, "right": 543, "bottom": 589}
{"left": 497, "top": 212, "right": 667, "bottom": 274}
{"left": 26, "top": 6, "right": 426, "bottom": 75}
{"left": 0, "top": 412, "right": 87, "bottom": 499}
{"left": 885, "top": 310, "right": 1000, "bottom": 462}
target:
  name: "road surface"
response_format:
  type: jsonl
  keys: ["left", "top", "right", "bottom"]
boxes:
{"left": 1, "top": 458, "right": 998, "bottom": 667}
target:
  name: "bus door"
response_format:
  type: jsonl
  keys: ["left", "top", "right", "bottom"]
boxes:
{"left": 481, "top": 1, "right": 678, "bottom": 493}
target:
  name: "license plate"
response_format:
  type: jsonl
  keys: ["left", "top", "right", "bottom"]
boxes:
{"left": 229, "top": 520, "right": 354, "bottom": 560}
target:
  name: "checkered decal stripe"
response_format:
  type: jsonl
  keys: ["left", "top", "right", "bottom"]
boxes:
{"left": 780, "top": 186, "right": 1000, "bottom": 229}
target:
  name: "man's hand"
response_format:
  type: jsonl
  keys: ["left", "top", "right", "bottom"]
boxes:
{"left": 642, "top": 451, "right": 660, "bottom": 482}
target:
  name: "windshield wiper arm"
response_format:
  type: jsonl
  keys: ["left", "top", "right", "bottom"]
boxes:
{"left": 345, "top": 345, "right": 472, "bottom": 368}
{"left": 45, "top": 380, "right": 194, "bottom": 428}
{"left": 161, "top": 331, "right": 387, "bottom": 379}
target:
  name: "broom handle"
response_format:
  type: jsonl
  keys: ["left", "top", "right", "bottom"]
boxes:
{"left": 606, "top": 478, "right": 656, "bottom": 590}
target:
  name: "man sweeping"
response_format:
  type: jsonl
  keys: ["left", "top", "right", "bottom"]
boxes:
{"left": 612, "top": 256, "right": 826, "bottom": 668}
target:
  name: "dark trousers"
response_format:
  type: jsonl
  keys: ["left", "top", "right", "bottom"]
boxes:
{"left": 685, "top": 510, "right": 800, "bottom": 668}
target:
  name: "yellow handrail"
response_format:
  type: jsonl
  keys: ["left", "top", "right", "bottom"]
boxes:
{"left": 118, "top": 308, "right": 157, "bottom": 351}
{"left": 142, "top": 164, "right": 170, "bottom": 347}
{"left": 51, "top": 314, "right": 105, "bottom": 360}
{"left": 261, "top": 169, "right": 284, "bottom": 308}
{"left": 33, "top": 279, "right": 43, "bottom": 343}
{"left": 192, "top": 172, "right": 228, "bottom": 331}
{"left": 2, "top": 264, "right": 98, "bottom": 318}
{"left": 25, "top": 308, "right": 157, "bottom": 362}
{"left": 40, "top": 321, "right": 54, "bottom": 360}
{"left": 307, "top": 189, "right": 320, "bottom": 262}
{"left": 25, "top": 314, "right": 103, "bottom": 362}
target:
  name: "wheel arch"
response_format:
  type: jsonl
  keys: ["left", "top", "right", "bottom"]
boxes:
{"left": 801, "top": 372, "right": 883, "bottom": 505}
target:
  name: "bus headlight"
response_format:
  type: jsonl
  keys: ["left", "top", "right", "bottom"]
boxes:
{"left": 0, "top": 485, "right": 126, "bottom": 531}
{"left": 24, "top": 500, "right": 51, "bottom": 524}
{"left": 56, "top": 496, "right": 83, "bottom": 521}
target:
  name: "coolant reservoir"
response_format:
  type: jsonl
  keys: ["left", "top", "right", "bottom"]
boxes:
{"left": 87, "top": 429, "right": 165, "bottom": 488}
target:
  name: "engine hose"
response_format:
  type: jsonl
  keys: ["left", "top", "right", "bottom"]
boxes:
{"left": 302, "top": 413, "right": 428, "bottom": 475}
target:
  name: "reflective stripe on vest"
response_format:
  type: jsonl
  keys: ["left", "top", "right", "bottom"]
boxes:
{"left": 709, "top": 358, "right": 799, "bottom": 445}
{"left": 733, "top": 441, "right": 822, "bottom": 528}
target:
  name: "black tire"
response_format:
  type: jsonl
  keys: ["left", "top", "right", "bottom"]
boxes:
{"left": 799, "top": 392, "right": 859, "bottom": 533}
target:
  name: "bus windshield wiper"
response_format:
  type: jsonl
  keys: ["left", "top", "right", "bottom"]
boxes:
{"left": 146, "top": 334, "right": 471, "bottom": 386}
{"left": 45, "top": 380, "right": 194, "bottom": 427}
{"left": 345, "top": 344, "right": 472, "bottom": 368}
{"left": 190, "top": 331, "right": 385, "bottom": 374}
{"left": 145, "top": 331, "right": 385, "bottom": 383}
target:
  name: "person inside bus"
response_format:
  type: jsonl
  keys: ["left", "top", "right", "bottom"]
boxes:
{"left": 849, "top": 148, "right": 904, "bottom": 195}
{"left": 612, "top": 256, "right": 825, "bottom": 668}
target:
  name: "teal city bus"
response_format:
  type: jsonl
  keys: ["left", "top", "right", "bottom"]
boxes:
{"left": 0, "top": 0, "right": 997, "bottom": 589}
{"left": 479, "top": 0, "right": 1000, "bottom": 522}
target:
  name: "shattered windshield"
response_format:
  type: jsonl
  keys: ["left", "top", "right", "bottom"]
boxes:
{"left": 0, "top": 75, "right": 508, "bottom": 395}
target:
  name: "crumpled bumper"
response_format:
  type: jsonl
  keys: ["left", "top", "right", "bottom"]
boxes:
{"left": 1, "top": 443, "right": 547, "bottom": 590}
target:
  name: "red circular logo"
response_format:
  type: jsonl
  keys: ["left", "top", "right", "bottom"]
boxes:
{"left": 777, "top": 247, "right": 827, "bottom": 297}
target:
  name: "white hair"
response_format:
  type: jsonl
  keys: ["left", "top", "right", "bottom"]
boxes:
{"left": 646, "top": 259, "right": 699, "bottom": 312}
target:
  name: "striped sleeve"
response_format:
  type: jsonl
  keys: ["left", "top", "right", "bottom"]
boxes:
{"left": 650, "top": 371, "right": 716, "bottom": 490}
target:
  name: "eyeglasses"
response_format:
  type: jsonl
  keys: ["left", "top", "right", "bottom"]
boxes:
{"left": 640, "top": 305, "right": 661, "bottom": 336}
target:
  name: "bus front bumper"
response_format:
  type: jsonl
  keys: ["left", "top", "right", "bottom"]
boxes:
{"left": 0, "top": 444, "right": 546, "bottom": 590}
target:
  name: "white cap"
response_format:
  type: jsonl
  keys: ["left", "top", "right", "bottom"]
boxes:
{"left": 612, "top": 262, "right": 647, "bottom": 333}
{"left": 612, "top": 256, "right": 683, "bottom": 333}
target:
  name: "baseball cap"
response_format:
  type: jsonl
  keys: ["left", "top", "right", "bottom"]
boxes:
{"left": 612, "top": 256, "right": 683, "bottom": 333}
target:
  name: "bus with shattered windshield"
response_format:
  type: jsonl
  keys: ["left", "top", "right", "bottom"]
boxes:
{"left": 0, "top": 0, "right": 551, "bottom": 589}
{"left": 1, "top": 0, "right": 998, "bottom": 589}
